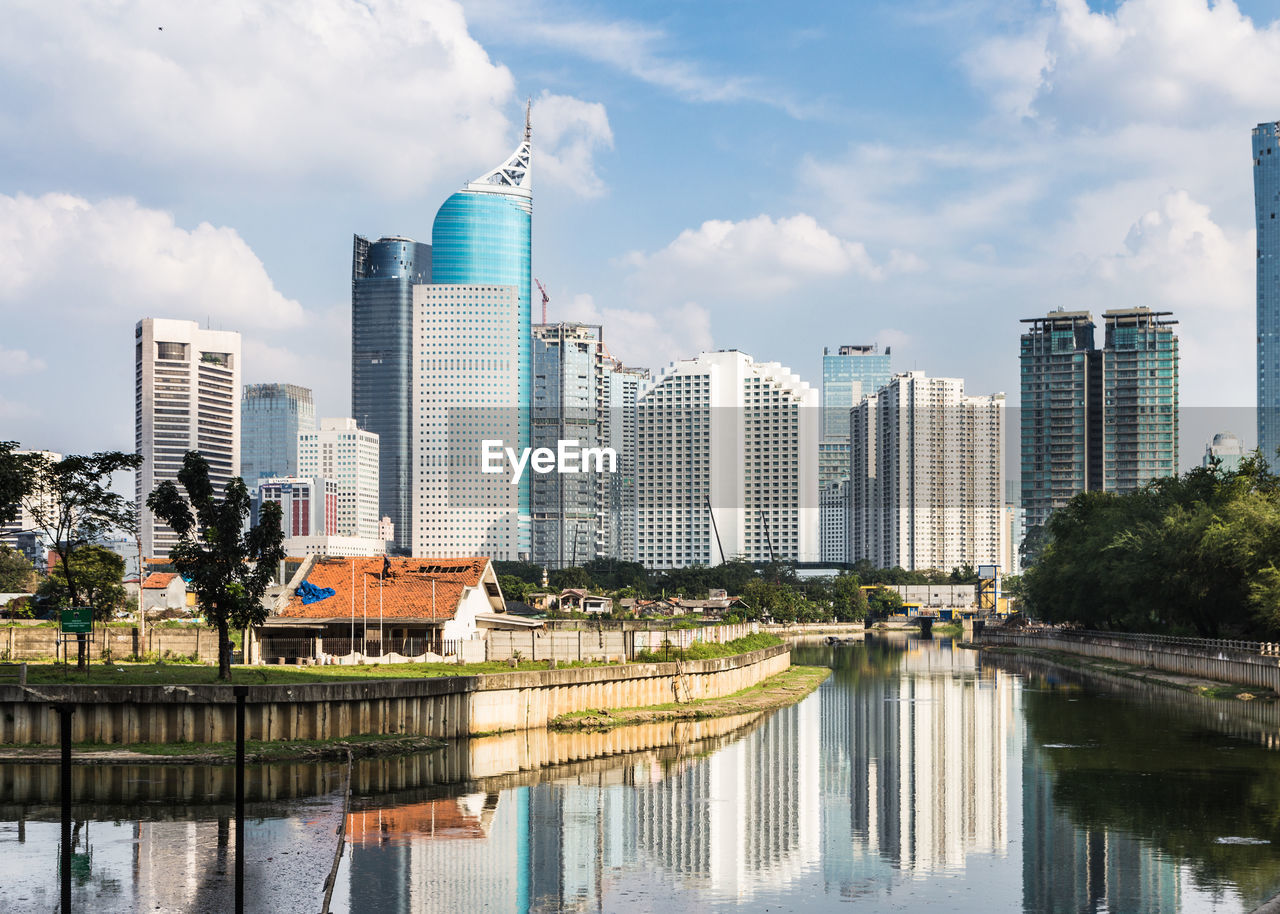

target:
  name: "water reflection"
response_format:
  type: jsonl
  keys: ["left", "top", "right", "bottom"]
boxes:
{"left": 4, "top": 638, "right": 1280, "bottom": 912}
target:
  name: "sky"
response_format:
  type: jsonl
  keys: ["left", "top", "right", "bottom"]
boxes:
{"left": 1, "top": 0, "right": 1277, "bottom": 467}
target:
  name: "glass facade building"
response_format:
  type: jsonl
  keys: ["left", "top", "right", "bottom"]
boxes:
{"left": 820, "top": 345, "right": 891, "bottom": 491}
{"left": 1102, "top": 309, "right": 1178, "bottom": 492}
{"left": 429, "top": 122, "right": 533, "bottom": 554}
{"left": 352, "top": 235, "right": 431, "bottom": 555}
{"left": 241, "top": 383, "right": 315, "bottom": 486}
{"left": 1255, "top": 122, "right": 1280, "bottom": 462}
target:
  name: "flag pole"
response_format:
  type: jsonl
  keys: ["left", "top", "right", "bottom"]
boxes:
{"left": 350, "top": 559, "right": 355, "bottom": 661}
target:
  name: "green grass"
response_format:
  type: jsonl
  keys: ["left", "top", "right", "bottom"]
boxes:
{"left": 634, "top": 632, "right": 782, "bottom": 662}
{"left": 16, "top": 657, "right": 629, "bottom": 686}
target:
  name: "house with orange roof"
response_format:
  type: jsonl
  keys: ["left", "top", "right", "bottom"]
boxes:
{"left": 141, "top": 572, "right": 188, "bottom": 612}
{"left": 249, "top": 555, "right": 540, "bottom": 664}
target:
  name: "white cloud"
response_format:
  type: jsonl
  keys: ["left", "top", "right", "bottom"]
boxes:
{"left": 0, "top": 348, "right": 46, "bottom": 376}
{"left": 531, "top": 92, "right": 614, "bottom": 198}
{"left": 623, "top": 214, "right": 919, "bottom": 300}
{"left": 0, "top": 0, "right": 607, "bottom": 195}
{"left": 0, "top": 193, "right": 305, "bottom": 331}
{"left": 967, "top": 0, "right": 1280, "bottom": 126}
{"left": 557, "top": 293, "right": 713, "bottom": 371}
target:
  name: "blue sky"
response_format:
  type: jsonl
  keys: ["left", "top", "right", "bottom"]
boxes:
{"left": 1, "top": 0, "right": 1276, "bottom": 464}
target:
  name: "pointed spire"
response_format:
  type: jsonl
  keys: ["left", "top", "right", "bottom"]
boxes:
{"left": 524, "top": 97, "right": 532, "bottom": 143}
{"left": 465, "top": 103, "right": 533, "bottom": 208}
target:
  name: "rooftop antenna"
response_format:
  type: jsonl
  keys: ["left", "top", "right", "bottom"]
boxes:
{"left": 524, "top": 97, "right": 532, "bottom": 143}
{"left": 535, "top": 278, "right": 549, "bottom": 324}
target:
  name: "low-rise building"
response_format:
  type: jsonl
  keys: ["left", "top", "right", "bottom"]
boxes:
{"left": 141, "top": 572, "right": 188, "bottom": 612}
{"left": 252, "top": 556, "right": 537, "bottom": 664}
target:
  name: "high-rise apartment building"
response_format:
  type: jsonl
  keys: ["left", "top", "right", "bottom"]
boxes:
{"left": 1102, "top": 308, "right": 1178, "bottom": 491}
{"left": 637, "top": 350, "right": 819, "bottom": 569}
{"left": 429, "top": 112, "right": 532, "bottom": 555}
{"left": 819, "top": 345, "right": 892, "bottom": 491}
{"left": 411, "top": 283, "right": 521, "bottom": 558}
{"left": 1019, "top": 307, "right": 1178, "bottom": 537}
{"left": 1019, "top": 310, "right": 1101, "bottom": 534}
{"left": 530, "top": 323, "right": 645, "bottom": 567}
{"left": 1254, "top": 122, "right": 1280, "bottom": 460}
{"left": 135, "top": 318, "right": 241, "bottom": 558}
{"left": 849, "top": 371, "right": 1004, "bottom": 571}
{"left": 820, "top": 480, "right": 848, "bottom": 565}
{"left": 0, "top": 448, "right": 62, "bottom": 570}
{"left": 297, "top": 418, "right": 380, "bottom": 539}
{"left": 352, "top": 235, "right": 431, "bottom": 554}
{"left": 241, "top": 383, "right": 315, "bottom": 486}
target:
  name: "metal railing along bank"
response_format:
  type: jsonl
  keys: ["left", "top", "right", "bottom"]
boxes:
{"left": 978, "top": 627, "right": 1280, "bottom": 692}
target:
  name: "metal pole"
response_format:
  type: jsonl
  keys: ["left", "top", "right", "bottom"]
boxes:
{"left": 363, "top": 575, "right": 367, "bottom": 661}
{"left": 234, "top": 685, "right": 247, "bottom": 914}
{"left": 379, "top": 575, "right": 383, "bottom": 658}
{"left": 58, "top": 704, "right": 73, "bottom": 914}
{"left": 349, "top": 559, "right": 354, "bottom": 658}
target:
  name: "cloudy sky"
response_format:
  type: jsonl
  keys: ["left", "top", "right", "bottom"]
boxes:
{"left": 0, "top": 0, "right": 1274, "bottom": 465}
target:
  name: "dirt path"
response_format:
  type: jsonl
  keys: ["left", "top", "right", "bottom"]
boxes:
{"left": 550, "top": 664, "right": 831, "bottom": 731}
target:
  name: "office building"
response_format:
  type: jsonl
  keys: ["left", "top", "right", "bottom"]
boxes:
{"left": 135, "top": 318, "right": 241, "bottom": 558}
{"left": 1203, "top": 432, "right": 1246, "bottom": 472}
{"left": 297, "top": 418, "right": 380, "bottom": 539}
{"left": 428, "top": 110, "right": 533, "bottom": 555}
{"left": 1255, "top": 122, "right": 1280, "bottom": 460}
{"left": 411, "top": 283, "right": 521, "bottom": 558}
{"left": 352, "top": 234, "right": 432, "bottom": 554}
{"left": 637, "top": 350, "right": 819, "bottom": 569}
{"left": 850, "top": 371, "right": 1004, "bottom": 571}
{"left": 1019, "top": 307, "right": 1178, "bottom": 537}
{"left": 241, "top": 383, "right": 315, "bottom": 486}
{"left": 531, "top": 323, "right": 645, "bottom": 568}
{"left": 258, "top": 477, "right": 338, "bottom": 538}
{"left": 819, "top": 345, "right": 892, "bottom": 490}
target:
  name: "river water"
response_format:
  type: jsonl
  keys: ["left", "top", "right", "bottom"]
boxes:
{"left": 3, "top": 636, "right": 1280, "bottom": 912}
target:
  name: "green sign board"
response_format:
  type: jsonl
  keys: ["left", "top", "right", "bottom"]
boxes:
{"left": 61, "top": 607, "right": 93, "bottom": 634}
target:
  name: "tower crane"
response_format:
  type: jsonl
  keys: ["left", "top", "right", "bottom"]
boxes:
{"left": 534, "top": 278, "right": 549, "bottom": 324}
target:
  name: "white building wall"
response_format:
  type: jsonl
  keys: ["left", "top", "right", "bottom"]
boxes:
{"left": 850, "top": 372, "right": 1004, "bottom": 571}
{"left": 298, "top": 418, "right": 380, "bottom": 539}
{"left": 136, "top": 319, "right": 241, "bottom": 559}
{"left": 638, "top": 350, "right": 818, "bottom": 569}
{"left": 411, "top": 284, "right": 521, "bottom": 559}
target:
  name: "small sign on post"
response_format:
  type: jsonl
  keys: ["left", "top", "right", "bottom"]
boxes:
{"left": 60, "top": 608, "right": 93, "bottom": 634}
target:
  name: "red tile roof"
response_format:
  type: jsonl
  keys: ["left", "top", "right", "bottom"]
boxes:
{"left": 280, "top": 557, "right": 493, "bottom": 621}
{"left": 142, "top": 573, "right": 179, "bottom": 590}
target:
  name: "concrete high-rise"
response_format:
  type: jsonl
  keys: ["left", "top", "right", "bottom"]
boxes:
{"left": 530, "top": 323, "right": 646, "bottom": 568}
{"left": 297, "top": 418, "right": 380, "bottom": 539}
{"left": 1255, "top": 122, "right": 1280, "bottom": 461}
{"left": 637, "top": 350, "right": 818, "bottom": 569}
{"left": 428, "top": 111, "right": 532, "bottom": 556}
{"left": 1203, "top": 431, "right": 1246, "bottom": 471}
{"left": 352, "top": 235, "right": 431, "bottom": 555}
{"left": 135, "top": 318, "right": 241, "bottom": 558}
{"left": 1019, "top": 307, "right": 1178, "bottom": 538}
{"left": 241, "top": 383, "right": 314, "bottom": 486}
{"left": 849, "top": 371, "right": 1004, "bottom": 572}
{"left": 1019, "top": 310, "right": 1101, "bottom": 534}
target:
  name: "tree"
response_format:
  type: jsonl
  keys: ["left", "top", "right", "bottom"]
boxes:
{"left": 37, "top": 545, "right": 125, "bottom": 619}
{"left": 23, "top": 451, "right": 143, "bottom": 669}
{"left": 866, "top": 586, "right": 904, "bottom": 618}
{"left": 548, "top": 566, "right": 592, "bottom": 591}
{"left": 831, "top": 573, "right": 868, "bottom": 622}
{"left": 0, "top": 441, "right": 32, "bottom": 526}
{"left": 498, "top": 575, "right": 530, "bottom": 602}
{"left": 0, "top": 546, "right": 36, "bottom": 593}
{"left": 147, "top": 451, "right": 285, "bottom": 680}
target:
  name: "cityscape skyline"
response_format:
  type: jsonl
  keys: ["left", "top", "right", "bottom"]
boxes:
{"left": 1, "top": 0, "right": 1273, "bottom": 468}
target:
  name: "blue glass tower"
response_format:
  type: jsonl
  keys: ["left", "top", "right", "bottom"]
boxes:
{"left": 1255, "top": 122, "right": 1280, "bottom": 462}
{"left": 431, "top": 114, "right": 533, "bottom": 553}
{"left": 241, "top": 383, "right": 315, "bottom": 485}
{"left": 353, "top": 234, "right": 432, "bottom": 554}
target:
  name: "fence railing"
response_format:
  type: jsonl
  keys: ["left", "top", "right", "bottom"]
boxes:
{"left": 1041, "top": 628, "right": 1271, "bottom": 655}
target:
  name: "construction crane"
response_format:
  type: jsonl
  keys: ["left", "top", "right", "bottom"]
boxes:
{"left": 534, "top": 278, "right": 549, "bottom": 324}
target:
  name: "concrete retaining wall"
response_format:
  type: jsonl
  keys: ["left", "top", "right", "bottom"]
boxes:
{"left": 979, "top": 630, "right": 1280, "bottom": 692}
{"left": 486, "top": 623, "right": 759, "bottom": 662}
{"left": 0, "top": 644, "right": 789, "bottom": 746}
{"left": 0, "top": 625, "right": 220, "bottom": 663}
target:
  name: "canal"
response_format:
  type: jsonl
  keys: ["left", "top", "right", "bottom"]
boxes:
{"left": 3, "top": 635, "right": 1280, "bottom": 912}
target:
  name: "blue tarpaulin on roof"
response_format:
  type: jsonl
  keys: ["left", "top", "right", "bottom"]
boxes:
{"left": 296, "top": 579, "right": 336, "bottom": 605}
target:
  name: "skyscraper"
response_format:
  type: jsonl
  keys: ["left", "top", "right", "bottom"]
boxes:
{"left": 241, "top": 383, "right": 315, "bottom": 486}
{"left": 429, "top": 111, "right": 532, "bottom": 555}
{"left": 820, "top": 345, "right": 892, "bottom": 491}
{"left": 1019, "top": 307, "right": 1178, "bottom": 541}
{"left": 297, "top": 418, "right": 380, "bottom": 539}
{"left": 352, "top": 235, "right": 431, "bottom": 555}
{"left": 530, "top": 323, "right": 645, "bottom": 567}
{"left": 1019, "top": 310, "right": 1101, "bottom": 534}
{"left": 849, "top": 371, "right": 1004, "bottom": 571}
{"left": 1254, "top": 122, "right": 1280, "bottom": 461}
{"left": 637, "top": 350, "right": 819, "bottom": 569}
{"left": 1101, "top": 308, "right": 1178, "bottom": 491}
{"left": 135, "top": 318, "right": 241, "bottom": 558}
